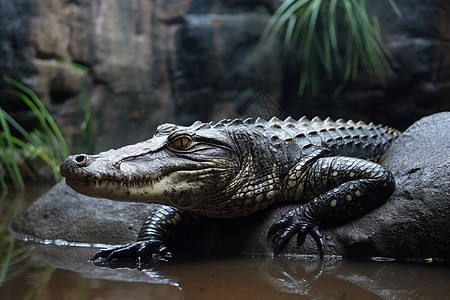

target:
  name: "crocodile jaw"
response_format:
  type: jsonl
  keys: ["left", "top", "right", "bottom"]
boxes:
{"left": 64, "top": 167, "right": 228, "bottom": 208}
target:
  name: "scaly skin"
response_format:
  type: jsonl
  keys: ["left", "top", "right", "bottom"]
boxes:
{"left": 60, "top": 116, "right": 399, "bottom": 269}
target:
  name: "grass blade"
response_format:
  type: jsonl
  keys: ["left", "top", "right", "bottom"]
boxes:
{"left": 263, "top": 0, "right": 400, "bottom": 95}
{"left": 0, "top": 109, "right": 24, "bottom": 189}
{"left": 3, "top": 76, "right": 70, "bottom": 158}
{"left": 1, "top": 77, "right": 72, "bottom": 188}
{"left": 388, "top": 0, "right": 402, "bottom": 17}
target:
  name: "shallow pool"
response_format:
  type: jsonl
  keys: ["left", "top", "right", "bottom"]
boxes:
{"left": 1, "top": 184, "right": 449, "bottom": 299}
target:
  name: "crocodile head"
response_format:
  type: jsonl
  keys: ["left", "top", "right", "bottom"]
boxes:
{"left": 60, "top": 121, "right": 281, "bottom": 218}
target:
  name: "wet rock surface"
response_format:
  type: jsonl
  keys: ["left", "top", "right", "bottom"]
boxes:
{"left": 11, "top": 112, "right": 450, "bottom": 260}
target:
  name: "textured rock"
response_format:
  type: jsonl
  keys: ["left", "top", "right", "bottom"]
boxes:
{"left": 11, "top": 181, "right": 156, "bottom": 245}
{"left": 1, "top": 0, "right": 282, "bottom": 152}
{"left": 1, "top": 0, "right": 449, "bottom": 153}
{"left": 0, "top": 0, "right": 32, "bottom": 84}
{"left": 11, "top": 112, "right": 450, "bottom": 261}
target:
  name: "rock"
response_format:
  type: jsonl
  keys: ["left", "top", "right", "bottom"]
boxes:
{"left": 0, "top": 0, "right": 282, "bottom": 153}
{"left": 0, "top": 0, "right": 32, "bottom": 85}
{"left": 11, "top": 112, "right": 450, "bottom": 260}
{"left": 2, "top": 0, "right": 449, "bottom": 152}
{"left": 11, "top": 181, "right": 156, "bottom": 245}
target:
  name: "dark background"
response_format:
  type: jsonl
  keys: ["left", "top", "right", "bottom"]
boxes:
{"left": 1, "top": 0, "right": 449, "bottom": 152}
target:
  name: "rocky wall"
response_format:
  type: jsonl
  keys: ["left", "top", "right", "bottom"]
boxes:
{"left": 1, "top": 0, "right": 281, "bottom": 151}
{"left": 1, "top": 0, "right": 449, "bottom": 152}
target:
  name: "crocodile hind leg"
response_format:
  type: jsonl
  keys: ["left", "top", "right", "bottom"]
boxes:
{"left": 92, "top": 206, "right": 198, "bottom": 269}
{"left": 268, "top": 156, "right": 395, "bottom": 256}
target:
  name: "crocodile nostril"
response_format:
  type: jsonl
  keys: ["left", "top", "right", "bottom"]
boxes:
{"left": 74, "top": 154, "right": 89, "bottom": 166}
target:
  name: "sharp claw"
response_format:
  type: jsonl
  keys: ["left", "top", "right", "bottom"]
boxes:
{"left": 296, "top": 226, "right": 308, "bottom": 248}
{"left": 267, "top": 223, "right": 279, "bottom": 238}
{"left": 136, "top": 256, "right": 144, "bottom": 271}
{"left": 269, "top": 207, "right": 323, "bottom": 257}
{"left": 91, "top": 252, "right": 102, "bottom": 261}
{"left": 90, "top": 240, "right": 169, "bottom": 269}
{"left": 267, "top": 211, "right": 295, "bottom": 238}
{"left": 158, "top": 246, "right": 172, "bottom": 261}
{"left": 274, "top": 238, "right": 289, "bottom": 255}
{"left": 91, "top": 247, "right": 116, "bottom": 261}
{"left": 270, "top": 220, "right": 297, "bottom": 255}
{"left": 310, "top": 225, "right": 324, "bottom": 258}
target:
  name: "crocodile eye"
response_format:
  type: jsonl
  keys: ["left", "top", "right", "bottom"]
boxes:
{"left": 168, "top": 135, "right": 193, "bottom": 150}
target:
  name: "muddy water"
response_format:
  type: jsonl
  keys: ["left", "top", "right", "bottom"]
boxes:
{"left": 1, "top": 185, "right": 450, "bottom": 299}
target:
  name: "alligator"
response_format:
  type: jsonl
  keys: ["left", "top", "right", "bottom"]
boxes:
{"left": 60, "top": 116, "right": 399, "bottom": 269}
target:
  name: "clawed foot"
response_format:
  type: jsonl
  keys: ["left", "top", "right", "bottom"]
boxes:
{"left": 268, "top": 206, "right": 324, "bottom": 258}
{"left": 91, "top": 240, "right": 172, "bottom": 270}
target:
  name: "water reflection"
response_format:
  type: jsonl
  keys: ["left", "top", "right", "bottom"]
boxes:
{"left": 2, "top": 186, "right": 450, "bottom": 299}
{"left": 0, "top": 186, "right": 43, "bottom": 287}
{"left": 2, "top": 240, "right": 450, "bottom": 300}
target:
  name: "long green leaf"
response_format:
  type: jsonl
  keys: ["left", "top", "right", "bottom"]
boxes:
{"left": 0, "top": 108, "right": 24, "bottom": 189}
{"left": 263, "top": 0, "right": 310, "bottom": 43}
{"left": 0, "top": 133, "right": 59, "bottom": 174}
{"left": 1, "top": 101, "right": 46, "bottom": 148}
{"left": 1, "top": 76, "right": 72, "bottom": 188}
{"left": 3, "top": 76, "right": 70, "bottom": 158}
{"left": 388, "top": 0, "right": 402, "bottom": 17}
{"left": 263, "top": 0, "right": 400, "bottom": 95}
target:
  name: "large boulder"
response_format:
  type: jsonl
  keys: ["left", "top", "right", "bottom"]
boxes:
{"left": 11, "top": 112, "right": 450, "bottom": 260}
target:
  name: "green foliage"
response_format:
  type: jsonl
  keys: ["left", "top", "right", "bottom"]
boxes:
{"left": 0, "top": 76, "right": 71, "bottom": 190}
{"left": 263, "top": 0, "right": 401, "bottom": 95}
{"left": 0, "top": 61, "right": 91, "bottom": 288}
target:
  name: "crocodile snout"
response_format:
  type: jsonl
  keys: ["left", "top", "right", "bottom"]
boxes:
{"left": 60, "top": 154, "right": 92, "bottom": 177}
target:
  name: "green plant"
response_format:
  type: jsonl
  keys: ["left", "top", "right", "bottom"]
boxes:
{"left": 263, "top": 0, "right": 401, "bottom": 95}
{"left": 0, "top": 76, "right": 70, "bottom": 190}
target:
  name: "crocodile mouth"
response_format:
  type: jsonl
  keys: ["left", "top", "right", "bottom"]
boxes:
{"left": 64, "top": 167, "right": 228, "bottom": 203}
{"left": 65, "top": 172, "right": 165, "bottom": 189}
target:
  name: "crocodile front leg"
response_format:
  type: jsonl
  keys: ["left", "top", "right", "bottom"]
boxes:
{"left": 92, "top": 206, "right": 198, "bottom": 269}
{"left": 269, "top": 156, "right": 395, "bottom": 256}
